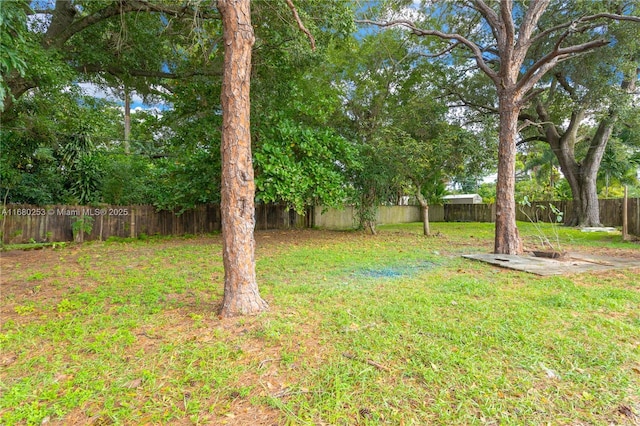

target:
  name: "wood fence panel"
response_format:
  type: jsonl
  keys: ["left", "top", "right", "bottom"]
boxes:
{"left": 443, "top": 198, "right": 639, "bottom": 237}
{"left": 599, "top": 199, "right": 622, "bottom": 226}
{"left": 1, "top": 203, "right": 312, "bottom": 244}
{"left": 445, "top": 204, "right": 495, "bottom": 222}
{"left": 627, "top": 198, "right": 639, "bottom": 236}
{"left": 4, "top": 199, "right": 639, "bottom": 244}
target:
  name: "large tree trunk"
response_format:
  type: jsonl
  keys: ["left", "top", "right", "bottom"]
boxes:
{"left": 567, "top": 175, "right": 601, "bottom": 227}
{"left": 494, "top": 91, "right": 523, "bottom": 254}
{"left": 535, "top": 103, "right": 612, "bottom": 227}
{"left": 218, "top": 0, "right": 267, "bottom": 317}
{"left": 559, "top": 119, "right": 612, "bottom": 227}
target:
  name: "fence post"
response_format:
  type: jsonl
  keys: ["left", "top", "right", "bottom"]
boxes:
{"left": 622, "top": 187, "right": 628, "bottom": 240}
{"left": 130, "top": 207, "right": 136, "bottom": 238}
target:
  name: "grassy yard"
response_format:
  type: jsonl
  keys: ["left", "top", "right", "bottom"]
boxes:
{"left": 1, "top": 222, "right": 639, "bottom": 425}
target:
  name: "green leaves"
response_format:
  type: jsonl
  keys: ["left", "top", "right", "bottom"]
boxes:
{"left": 255, "top": 118, "right": 358, "bottom": 214}
{"left": 0, "top": 0, "right": 30, "bottom": 111}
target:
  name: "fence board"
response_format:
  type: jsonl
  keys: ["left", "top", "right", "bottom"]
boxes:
{"left": 445, "top": 203, "right": 495, "bottom": 222}
{"left": 3, "top": 199, "right": 639, "bottom": 244}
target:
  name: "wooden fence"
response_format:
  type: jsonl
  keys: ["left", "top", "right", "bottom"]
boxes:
{"left": 444, "top": 198, "right": 640, "bottom": 236}
{"left": 3, "top": 198, "right": 638, "bottom": 244}
{"left": 1, "top": 204, "right": 311, "bottom": 244}
{"left": 444, "top": 203, "right": 495, "bottom": 223}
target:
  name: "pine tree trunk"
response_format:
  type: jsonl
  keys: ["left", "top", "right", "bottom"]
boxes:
{"left": 218, "top": 0, "right": 267, "bottom": 317}
{"left": 494, "top": 92, "right": 523, "bottom": 254}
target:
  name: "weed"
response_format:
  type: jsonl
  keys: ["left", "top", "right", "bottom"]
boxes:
{"left": 56, "top": 299, "right": 81, "bottom": 314}
{"left": 14, "top": 304, "right": 36, "bottom": 315}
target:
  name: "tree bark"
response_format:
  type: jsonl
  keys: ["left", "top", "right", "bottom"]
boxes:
{"left": 494, "top": 91, "right": 523, "bottom": 254}
{"left": 218, "top": 0, "right": 267, "bottom": 317}
{"left": 415, "top": 192, "right": 430, "bottom": 236}
{"left": 535, "top": 101, "right": 612, "bottom": 227}
{"left": 559, "top": 118, "right": 613, "bottom": 227}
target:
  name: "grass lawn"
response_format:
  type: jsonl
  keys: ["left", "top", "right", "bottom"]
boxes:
{"left": 1, "top": 222, "right": 639, "bottom": 425}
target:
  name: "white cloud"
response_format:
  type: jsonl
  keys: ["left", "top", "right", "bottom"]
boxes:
{"left": 27, "top": 13, "right": 50, "bottom": 33}
{"left": 75, "top": 82, "right": 170, "bottom": 111}
{"left": 76, "top": 82, "right": 120, "bottom": 102}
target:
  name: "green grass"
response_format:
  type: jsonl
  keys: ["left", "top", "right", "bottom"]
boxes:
{"left": 1, "top": 222, "right": 638, "bottom": 425}
{"left": 1, "top": 242, "right": 66, "bottom": 252}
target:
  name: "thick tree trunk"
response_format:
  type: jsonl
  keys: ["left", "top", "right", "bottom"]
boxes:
{"left": 218, "top": 0, "right": 267, "bottom": 317}
{"left": 560, "top": 146, "right": 607, "bottom": 227}
{"left": 567, "top": 176, "right": 601, "bottom": 227}
{"left": 494, "top": 92, "right": 523, "bottom": 254}
{"left": 536, "top": 103, "right": 612, "bottom": 227}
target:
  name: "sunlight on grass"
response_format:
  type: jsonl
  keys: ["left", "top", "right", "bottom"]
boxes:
{"left": 1, "top": 223, "right": 638, "bottom": 425}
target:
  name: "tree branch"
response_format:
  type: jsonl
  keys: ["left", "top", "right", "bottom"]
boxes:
{"left": 417, "top": 42, "right": 461, "bottom": 58}
{"left": 284, "top": 0, "right": 316, "bottom": 51}
{"left": 515, "top": 0, "right": 550, "bottom": 53}
{"left": 554, "top": 72, "right": 577, "bottom": 99}
{"left": 517, "top": 135, "right": 548, "bottom": 146}
{"left": 472, "top": 0, "right": 501, "bottom": 36}
{"left": 563, "top": 108, "right": 586, "bottom": 148}
{"left": 355, "top": 19, "right": 499, "bottom": 84}
{"left": 530, "top": 13, "right": 640, "bottom": 46}
{"left": 516, "top": 38, "right": 609, "bottom": 96}
{"left": 46, "top": 0, "right": 219, "bottom": 49}
{"left": 535, "top": 100, "right": 562, "bottom": 146}
{"left": 77, "top": 64, "right": 221, "bottom": 79}
{"left": 520, "top": 87, "right": 546, "bottom": 107}
{"left": 498, "top": 0, "right": 515, "bottom": 60}
{"left": 444, "top": 89, "right": 499, "bottom": 114}
{"left": 470, "top": 0, "right": 501, "bottom": 47}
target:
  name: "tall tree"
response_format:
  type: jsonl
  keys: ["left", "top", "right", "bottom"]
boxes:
{"left": 519, "top": 17, "right": 640, "bottom": 226}
{"left": 1, "top": 0, "right": 219, "bottom": 121}
{"left": 217, "top": 0, "right": 267, "bottom": 317}
{"left": 328, "top": 29, "right": 490, "bottom": 235}
{"left": 358, "top": 0, "right": 640, "bottom": 254}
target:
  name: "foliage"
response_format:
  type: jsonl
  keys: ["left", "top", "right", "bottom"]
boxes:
{"left": 254, "top": 118, "right": 358, "bottom": 214}
{"left": 326, "top": 29, "right": 491, "bottom": 232}
{"left": 100, "top": 154, "right": 152, "bottom": 205}
{"left": 0, "top": 0, "right": 30, "bottom": 111}
{"left": 149, "top": 151, "right": 221, "bottom": 214}
{"left": 71, "top": 215, "right": 94, "bottom": 243}
{"left": 0, "top": 89, "right": 117, "bottom": 204}
{"left": 477, "top": 182, "right": 496, "bottom": 204}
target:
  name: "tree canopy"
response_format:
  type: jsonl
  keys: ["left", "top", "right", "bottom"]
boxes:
{"left": 1, "top": 0, "right": 639, "bottom": 227}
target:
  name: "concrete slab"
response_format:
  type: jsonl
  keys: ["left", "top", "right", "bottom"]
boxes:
{"left": 462, "top": 252, "right": 640, "bottom": 276}
{"left": 580, "top": 227, "right": 617, "bottom": 233}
